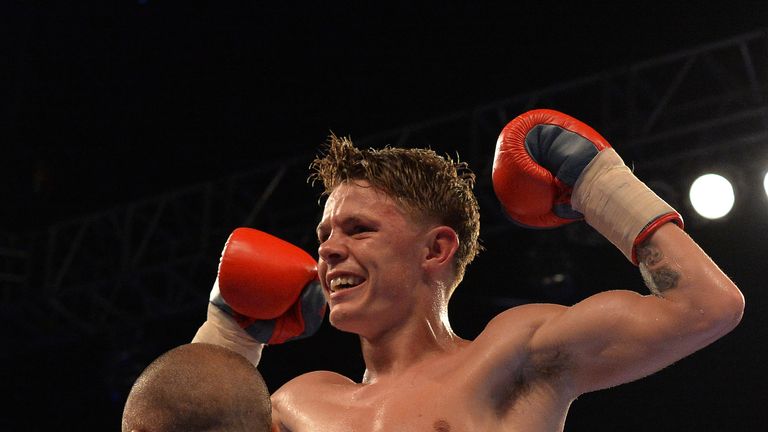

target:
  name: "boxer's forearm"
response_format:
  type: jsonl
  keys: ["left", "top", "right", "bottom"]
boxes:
{"left": 635, "top": 224, "right": 743, "bottom": 335}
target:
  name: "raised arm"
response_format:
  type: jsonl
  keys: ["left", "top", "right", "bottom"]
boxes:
{"left": 492, "top": 109, "right": 744, "bottom": 396}
{"left": 531, "top": 223, "right": 743, "bottom": 394}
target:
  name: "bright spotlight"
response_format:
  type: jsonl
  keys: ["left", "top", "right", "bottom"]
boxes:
{"left": 689, "top": 174, "right": 735, "bottom": 219}
{"left": 764, "top": 170, "right": 768, "bottom": 199}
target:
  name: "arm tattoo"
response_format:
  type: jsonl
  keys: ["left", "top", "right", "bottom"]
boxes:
{"left": 636, "top": 243, "right": 680, "bottom": 296}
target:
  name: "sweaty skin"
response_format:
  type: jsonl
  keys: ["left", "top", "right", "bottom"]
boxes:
{"left": 269, "top": 181, "right": 743, "bottom": 432}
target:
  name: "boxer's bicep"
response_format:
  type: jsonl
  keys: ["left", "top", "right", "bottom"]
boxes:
{"left": 528, "top": 288, "right": 699, "bottom": 395}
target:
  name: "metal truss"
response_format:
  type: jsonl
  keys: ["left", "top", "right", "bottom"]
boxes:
{"left": 359, "top": 30, "right": 768, "bottom": 173}
{"left": 3, "top": 29, "right": 768, "bottom": 355}
{"left": 1, "top": 157, "right": 322, "bottom": 355}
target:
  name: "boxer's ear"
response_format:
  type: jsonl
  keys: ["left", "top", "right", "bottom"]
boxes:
{"left": 422, "top": 225, "right": 459, "bottom": 270}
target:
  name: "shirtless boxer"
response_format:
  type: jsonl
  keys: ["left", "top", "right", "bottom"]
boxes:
{"left": 194, "top": 109, "right": 744, "bottom": 431}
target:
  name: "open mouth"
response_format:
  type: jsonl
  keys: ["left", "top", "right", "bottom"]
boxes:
{"left": 328, "top": 275, "right": 365, "bottom": 293}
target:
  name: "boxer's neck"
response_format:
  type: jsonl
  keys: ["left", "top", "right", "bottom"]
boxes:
{"left": 358, "top": 307, "right": 465, "bottom": 384}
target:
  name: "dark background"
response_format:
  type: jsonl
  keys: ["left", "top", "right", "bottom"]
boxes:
{"left": 2, "top": 1, "right": 766, "bottom": 430}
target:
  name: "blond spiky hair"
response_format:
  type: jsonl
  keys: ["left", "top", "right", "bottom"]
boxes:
{"left": 309, "top": 133, "right": 481, "bottom": 283}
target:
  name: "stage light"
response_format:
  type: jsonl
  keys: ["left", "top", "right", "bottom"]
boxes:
{"left": 764, "top": 170, "right": 768, "bottom": 199}
{"left": 689, "top": 173, "right": 735, "bottom": 219}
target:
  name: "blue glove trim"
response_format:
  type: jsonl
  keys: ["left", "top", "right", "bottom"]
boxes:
{"left": 524, "top": 124, "right": 599, "bottom": 187}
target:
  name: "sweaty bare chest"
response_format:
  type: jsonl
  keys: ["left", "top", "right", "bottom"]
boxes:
{"left": 287, "top": 377, "right": 483, "bottom": 432}
{"left": 278, "top": 335, "right": 572, "bottom": 432}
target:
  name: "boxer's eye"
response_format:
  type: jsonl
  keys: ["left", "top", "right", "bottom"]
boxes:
{"left": 352, "top": 225, "right": 371, "bottom": 234}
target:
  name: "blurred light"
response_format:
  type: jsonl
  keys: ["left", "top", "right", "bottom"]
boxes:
{"left": 689, "top": 173, "right": 735, "bottom": 219}
{"left": 764, "top": 170, "right": 768, "bottom": 199}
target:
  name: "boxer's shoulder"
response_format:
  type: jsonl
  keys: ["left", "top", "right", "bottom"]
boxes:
{"left": 275, "top": 369, "right": 355, "bottom": 396}
{"left": 466, "top": 303, "right": 573, "bottom": 386}
{"left": 475, "top": 302, "right": 567, "bottom": 347}
{"left": 271, "top": 370, "right": 358, "bottom": 429}
{"left": 272, "top": 370, "right": 357, "bottom": 408}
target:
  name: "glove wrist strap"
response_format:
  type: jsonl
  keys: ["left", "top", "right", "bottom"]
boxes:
{"left": 192, "top": 302, "right": 265, "bottom": 366}
{"left": 571, "top": 148, "right": 682, "bottom": 264}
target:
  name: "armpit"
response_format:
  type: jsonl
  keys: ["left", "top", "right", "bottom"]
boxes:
{"left": 493, "top": 348, "right": 571, "bottom": 415}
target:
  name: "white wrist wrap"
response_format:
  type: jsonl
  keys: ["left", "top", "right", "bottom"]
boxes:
{"left": 192, "top": 303, "right": 264, "bottom": 366}
{"left": 571, "top": 148, "right": 680, "bottom": 264}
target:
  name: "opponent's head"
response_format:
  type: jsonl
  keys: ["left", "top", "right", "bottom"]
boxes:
{"left": 309, "top": 134, "right": 481, "bottom": 284}
{"left": 121, "top": 343, "right": 272, "bottom": 432}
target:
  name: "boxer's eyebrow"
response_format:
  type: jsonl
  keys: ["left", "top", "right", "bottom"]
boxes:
{"left": 316, "top": 215, "right": 373, "bottom": 242}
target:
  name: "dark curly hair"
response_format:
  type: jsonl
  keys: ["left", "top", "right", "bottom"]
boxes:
{"left": 309, "top": 134, "right": 481, "bottom": 284}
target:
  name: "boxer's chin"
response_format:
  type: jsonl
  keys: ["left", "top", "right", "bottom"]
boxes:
{"left": 327, "top": 306, "right": 368, "bottom": 335}
{"left": 328, "top": 306, "right": 353, "bottom": 330}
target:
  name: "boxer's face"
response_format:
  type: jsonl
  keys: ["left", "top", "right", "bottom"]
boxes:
{"left": 317, "top": 180, "right": 431, "bottom": 336}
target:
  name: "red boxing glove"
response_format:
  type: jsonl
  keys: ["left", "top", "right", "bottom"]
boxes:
{"left": 492, "top": 108, "right": 611, "bottom": 228}
{"left": 211, "top": 228, "right": 326, "bottom": 344}
{"left": 493, "top": 109, "right": 682, "bottom": 264}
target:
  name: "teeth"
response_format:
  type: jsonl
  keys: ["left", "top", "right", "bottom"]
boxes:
{"left": 329, "top": 275, "right": 364, "bottom": 291}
